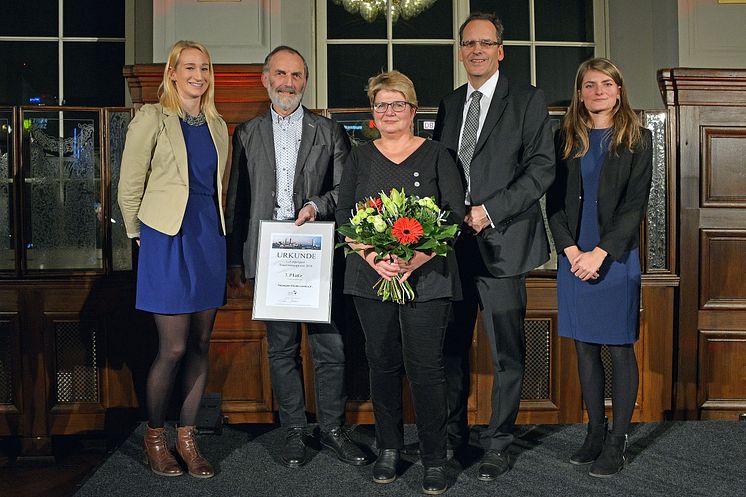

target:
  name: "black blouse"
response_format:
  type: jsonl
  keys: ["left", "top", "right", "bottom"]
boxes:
{"left": 335, "top": 140, "right": 465, "bottom": 302}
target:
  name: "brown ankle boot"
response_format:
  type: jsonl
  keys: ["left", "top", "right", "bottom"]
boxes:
{"left": 176, "top": 425, "right": 214, "bottom": 478}
{"left": 143, "top": 425, "right": 183, "bottom": 477}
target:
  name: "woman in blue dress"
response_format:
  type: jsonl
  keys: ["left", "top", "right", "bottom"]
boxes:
{"left": 118, "top": 40, "right": 229, "bottom": 479}
{"left": 547, "top": 58, "right": 652, "bottom": 477}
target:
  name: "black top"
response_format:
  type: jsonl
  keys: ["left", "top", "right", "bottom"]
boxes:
{"left": 547, "top": 127, "right": 653, "bottom": 261}
{"left": 335, "top": 139, "right": 465, "bottom": 302}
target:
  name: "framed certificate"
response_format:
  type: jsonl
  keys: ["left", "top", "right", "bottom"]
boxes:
{"left": 253, "top": 221, "right": 335, "bottom": 323}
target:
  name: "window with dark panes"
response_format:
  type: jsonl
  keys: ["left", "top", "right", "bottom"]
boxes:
{"left": 0, "top": 0, "right": 125, "bottom": 106}
{"left": 322, "top": 0, "right": 455, "bottom": 108}
{"left": 319, "top": 0, "right": 598, "bottom": 108}
{"left": 470, "top": 0, "right": 596, "bottom": 105}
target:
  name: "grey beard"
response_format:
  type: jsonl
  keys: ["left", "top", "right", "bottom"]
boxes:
{"left": 270, "top": 92, "right": 302, "bottom": 113}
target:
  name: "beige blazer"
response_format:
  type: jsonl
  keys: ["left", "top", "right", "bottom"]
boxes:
{"left": 118, "top": 103, "right": 229, "bottom": 238}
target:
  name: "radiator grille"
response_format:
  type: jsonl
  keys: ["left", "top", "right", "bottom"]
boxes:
{"left": 55, "top": 321, "right": 99, "bottom": 403}
{"left": 0, "top": 321, "right": 13, "bottom": 404}
{"left": 521, "top": 319, "right": 551, "bottom": 400}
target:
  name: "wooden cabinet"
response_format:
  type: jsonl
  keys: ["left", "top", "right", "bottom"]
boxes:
{"left": 659, "top": 68, "right": 746, "bottom": 420}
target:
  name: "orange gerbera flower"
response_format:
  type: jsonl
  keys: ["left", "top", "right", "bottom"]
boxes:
{"left": 391, "top": 217, "right": 423, "bottom": 244}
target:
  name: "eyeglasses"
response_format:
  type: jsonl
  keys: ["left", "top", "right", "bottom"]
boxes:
{"left": 372, "top": 101, "right": 410, "bottom": 113}
{"left": 459, "top": 39, "right": 501, "bottom": 49}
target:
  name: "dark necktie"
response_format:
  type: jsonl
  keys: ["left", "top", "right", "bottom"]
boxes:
{"left": 458, "top": 90, "right": 483, "bottom": 190}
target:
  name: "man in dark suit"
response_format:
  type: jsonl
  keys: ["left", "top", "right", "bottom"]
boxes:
{"left": 225, "top": 46, "right": 367, "bottom": 468}
{"left": 433, "top": 13, "right": 555, "bottom": 480}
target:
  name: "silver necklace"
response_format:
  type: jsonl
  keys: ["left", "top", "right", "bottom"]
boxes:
{"left": 183, "top": 111, "right": 207, "bottom": 127}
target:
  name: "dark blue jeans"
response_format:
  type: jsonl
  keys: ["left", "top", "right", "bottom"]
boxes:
{"left": 264, "top": 320, "right": 346, "bottom": 432}
{"left": 354, "top": 296, "right": 451, "bottom": 467}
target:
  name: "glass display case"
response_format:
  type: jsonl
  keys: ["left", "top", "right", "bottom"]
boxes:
{"left": 0, "top": 106, "right": 132, "bottom": 277}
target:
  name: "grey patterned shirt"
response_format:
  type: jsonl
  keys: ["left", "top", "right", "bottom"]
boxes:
{"left": 270, "top": 105, "right": 304, "bottom": 220}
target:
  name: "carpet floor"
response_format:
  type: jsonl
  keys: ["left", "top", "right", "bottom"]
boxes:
{"left": 73, "top": 421, "right": 746, "bottom": 497}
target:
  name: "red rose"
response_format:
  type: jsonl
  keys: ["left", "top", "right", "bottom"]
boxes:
{"left": 391, "top": 217, "right": 423, "bottom": 244}
{"left": 368, "top": 197, "right": 383, "bottom": 211}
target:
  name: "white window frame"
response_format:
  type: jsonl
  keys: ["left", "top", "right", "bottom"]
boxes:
{"left": 314, "top": 0, "right": 607, "bottom": 108}
{"left": 0, "top": 0, "right": 126, "bottom": 106}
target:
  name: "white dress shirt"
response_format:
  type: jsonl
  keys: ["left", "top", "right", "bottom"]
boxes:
{"left": 458, "top": 70, "right": 499, "bottom": 224}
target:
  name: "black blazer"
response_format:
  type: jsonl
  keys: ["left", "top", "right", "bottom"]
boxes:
{"left": 546, "top": 127, "right": 653, "bottom": 261}
{"left": 433, "top": 74, "right": 556, "bottom": 277}
{"left": 224, "top": 107, "right": 351, "bottom": 278}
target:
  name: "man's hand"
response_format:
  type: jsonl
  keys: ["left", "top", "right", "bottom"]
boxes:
{"left": 570, "top": 247, "right": 607, "bottom": 281}
{"left": 295, "top": 204, "right": 317, "bottom": 226}
{"left": 227, "top": 267, "right": 246, "bottom": 288}
{"left": 464, "top": 205, "right": 491, "bottom": 234}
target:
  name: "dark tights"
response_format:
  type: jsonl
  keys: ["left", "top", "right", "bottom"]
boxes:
{"left": 574, "top": 340, "right": 638, "bottom": 436}
{"left": 146, "top": 309, "right": 217, "bottom": 428}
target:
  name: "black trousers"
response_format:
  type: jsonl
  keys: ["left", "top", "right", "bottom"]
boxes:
{"left": 264, "top": 320, "right": 346, "bottom": 432}
{"left": 354, "top": 296, "right": 451, "bottom": 467}
{"left": 444, "top": 233, "right": 527, "bottom": 452}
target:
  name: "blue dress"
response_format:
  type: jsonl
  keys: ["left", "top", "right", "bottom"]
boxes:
{"left": 136, "top": 120, "right": 226, "bottom": 314}
{"left": 557, "top": 128, "right": 640, "bottom": 345}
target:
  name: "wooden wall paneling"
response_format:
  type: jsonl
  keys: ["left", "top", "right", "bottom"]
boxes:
{"left": 659, "top": 68, "right": 746, "bottom": 420}
{"left": 700, "top": 127, "right": 746, "bottom": 208}
{"left": 698, "top": 329, "right": 746, "bottom": 419}
{"left": 0, "top": 308, "right": 21, "bottom": 436}
{"left": 18, "top": 288, "right": 52, "bottom": 459}
{"left": 102, "top": 280, "right": 146, "bottom": 426}
{"left": 699, "top": 230, "right": 746, "bottom": 309}
{"left": 638, "top": 284, "right": 675, "bottom": 421}
{"left": 211, "top": 290, "right": 274, "bottom": 424}
{"left": 123, "top": 63, "right": 270, "bottom": 133}
{"left": 42, "top": 285, "right": 107, "bottom": 434}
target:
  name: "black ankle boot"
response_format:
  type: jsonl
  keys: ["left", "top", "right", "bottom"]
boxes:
{"left": 422, "top": 466, "right": 447, "bottom": 495}
{"left": 569, "top": 419, "right": 607, "bottom": 465}
{"left": 373, "top": 449, "right": 399, "bottom": 484}
{"left": 589, "top": 433, "right": 627, "bottom": 477}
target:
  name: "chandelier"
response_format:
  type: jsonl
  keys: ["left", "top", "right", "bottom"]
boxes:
{"left": 332, "top": 0, "right": 438, "bottom": 23}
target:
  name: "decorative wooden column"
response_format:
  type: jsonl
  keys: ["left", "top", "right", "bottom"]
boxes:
{"left": 123, "top": 63, "right": 269, "bottom": 133}
{"left": 658, "top": 68, "right": 746, "bottom": 420}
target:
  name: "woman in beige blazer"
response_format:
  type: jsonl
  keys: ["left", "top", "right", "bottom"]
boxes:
{"left": 118, "top": 40, "right": 228, "bottom": 479}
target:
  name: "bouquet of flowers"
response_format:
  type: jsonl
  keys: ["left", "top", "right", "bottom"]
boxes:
{"left": 337, "top": 188, "right": 459, "bottom": 304}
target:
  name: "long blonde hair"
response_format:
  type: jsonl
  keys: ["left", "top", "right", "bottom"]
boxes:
{"left": 561, "top": 58, "right": 641, "bottom": 159}
{"left": 158, "top": 40, "right": 220, "bottom": 120}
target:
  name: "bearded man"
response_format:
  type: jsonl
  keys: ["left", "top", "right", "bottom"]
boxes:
{"left": 225, "top": 46, "right": 366, "bottom": 468}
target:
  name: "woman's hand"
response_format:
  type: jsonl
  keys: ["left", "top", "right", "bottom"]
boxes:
{"left": 395, "top": 251, "right": 435, "bottom": 283}
{"left": 570, "top": 246, "right": 607, "bottom": 281}
{"left": 362, "top": 250, "right": 401, "bottom": 281}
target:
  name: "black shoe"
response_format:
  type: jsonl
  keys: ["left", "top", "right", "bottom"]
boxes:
{"left": 372, "top": 448, "right": 399, "bottom": 484}
{"left": 589, "top": 433, "right": 627, "bottom": 478}
{"left": 570, "top": 419, "right": 607, "bottom": 465}
{"left": 280, "top": 427, "right": 307, "bottom": 467}
{"left": 422, "top": 466, "right": 448, "bottom": 495}
{"left": 320, "top": 427, "right": 369, "bottom": 466}
{"left": 477, "top": 450, "right": 510, "bottom": 481}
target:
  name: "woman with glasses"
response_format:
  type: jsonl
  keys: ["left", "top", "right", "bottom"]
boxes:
{"left": 547, "top": 58, "right": 652, "bottom": 477}
{"left": 336, "top": 70, "right": 464, "bottom": 495}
